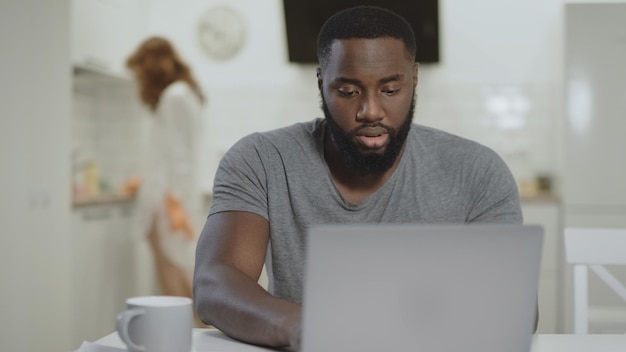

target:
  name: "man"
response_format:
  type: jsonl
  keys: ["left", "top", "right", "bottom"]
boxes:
{"left": 193, "top": 6, "right": 522, "bottom": 350}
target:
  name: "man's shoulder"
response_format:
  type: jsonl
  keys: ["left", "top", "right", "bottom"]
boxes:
{"left": 238, "top": 118, "right": 322, "bottom": 145}
{"left": 410, "top": 124, "right": 485, "bottom": 150}
{"left": 408, "top": 124, "right": 503, "bottom": 164}
{"left": 263, "top": 118, "right": 323, "bottom": 138}
{"left": 228, "top": 118, "right": 323, "bottom": 154}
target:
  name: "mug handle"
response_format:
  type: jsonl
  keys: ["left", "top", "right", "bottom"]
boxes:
{"left": 116, "top": 308, "right": 146, "bottom": 351}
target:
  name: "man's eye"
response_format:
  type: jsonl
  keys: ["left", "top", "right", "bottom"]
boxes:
{"left": 339, "top": 88, "right": 359, "bottom": 97}
{"left": 382, "top": 89, "right": 399, "bottom": 96}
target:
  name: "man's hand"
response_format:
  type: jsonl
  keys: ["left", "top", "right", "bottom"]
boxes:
{"left": 286, "top": 312, "right": 302, "bottom": 351}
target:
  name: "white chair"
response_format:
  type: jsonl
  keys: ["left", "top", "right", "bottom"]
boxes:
{"left": 564, "top": 228, "right": 626, "bottom": 334}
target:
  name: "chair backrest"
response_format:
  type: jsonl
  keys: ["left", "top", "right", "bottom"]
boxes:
{"left": 564, "top": 228, "right": 626, "bottom": 334}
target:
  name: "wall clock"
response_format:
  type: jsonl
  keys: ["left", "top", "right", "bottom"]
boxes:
{"left": 197, "top": 6, "right": 247, "bottom": 61}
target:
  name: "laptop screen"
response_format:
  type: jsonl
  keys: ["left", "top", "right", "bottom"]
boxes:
{"left": 301, "top": 224, "right": 543, "bottom": 352}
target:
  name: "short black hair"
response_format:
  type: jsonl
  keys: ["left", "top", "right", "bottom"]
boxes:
{"left": 317, "top": 6, "right": 417, "bottom": 69}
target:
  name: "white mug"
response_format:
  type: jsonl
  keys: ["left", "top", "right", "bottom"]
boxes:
{"left": 116, "top": 296, "right": 193, "bottom": 352}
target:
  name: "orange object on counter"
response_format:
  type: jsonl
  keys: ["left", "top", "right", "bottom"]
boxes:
{"left": 165, "top": 192, "right": 194, "bottom": 240}
{"left": 120, "top": 175, "right": 142, "bottom": 196}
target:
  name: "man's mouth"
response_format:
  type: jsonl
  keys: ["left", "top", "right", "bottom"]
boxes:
{"left": 355, "top": 126, "right": 389, "bottom": 149}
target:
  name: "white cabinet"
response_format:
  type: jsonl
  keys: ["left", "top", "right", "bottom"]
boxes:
{"left": 71, "top": 202, "right": 137, "bottom": 345}
{"left": 71, "top": 0, "right": 148, "bottom": 77}
{"left": 1, "top": 3, "right": 72, "bottom": 350}
{"left": 522, "top": 200, "right": 562, "bottom": 333}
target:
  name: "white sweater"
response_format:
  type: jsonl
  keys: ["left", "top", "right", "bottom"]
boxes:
{"left": 136, "top": 80, "right": 204, "bottom": 274}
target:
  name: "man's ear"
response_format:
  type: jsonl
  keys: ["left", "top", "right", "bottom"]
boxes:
{"left": 412, "top": 62, "right": 419, "bottom": 88}
{"left": 316, "top": 67, "right": 322, "bottom": 90}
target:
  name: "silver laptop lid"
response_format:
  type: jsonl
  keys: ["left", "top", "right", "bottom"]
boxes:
{"left": 301, "top": 224, "right": 543, "bottom": 352}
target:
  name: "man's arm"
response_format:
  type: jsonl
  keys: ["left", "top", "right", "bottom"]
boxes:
{"left": 193, "top": 211, "right": 301, "bottom": 349}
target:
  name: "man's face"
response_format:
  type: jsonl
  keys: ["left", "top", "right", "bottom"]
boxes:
{"left": 318, "top": 37, "right": 418, "bottom": 175}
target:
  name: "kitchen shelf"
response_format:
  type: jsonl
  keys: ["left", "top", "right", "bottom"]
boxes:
{"left": 72, "top": 193, "right": 136, "bottom": 208}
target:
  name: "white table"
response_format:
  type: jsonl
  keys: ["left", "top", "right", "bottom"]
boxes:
{"left": 94, "top": 328, "right": 626, "bottom": 351}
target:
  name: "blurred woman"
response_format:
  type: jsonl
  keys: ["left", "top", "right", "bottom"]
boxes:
{"left": 127, "top": 37, "right": 205, "bottom": 303}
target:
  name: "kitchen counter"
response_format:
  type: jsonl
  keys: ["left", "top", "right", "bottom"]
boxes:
{"left": 520, "top": 192, "right": 560, "bottom": 204}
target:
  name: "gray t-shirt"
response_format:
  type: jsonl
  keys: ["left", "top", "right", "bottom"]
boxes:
{"left": 210, "top": 118, "right": 522, "bottom": 303}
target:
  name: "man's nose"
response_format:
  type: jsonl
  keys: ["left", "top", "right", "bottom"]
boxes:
{"left": 356, "top": 93, "right": 383, "bottom": 122}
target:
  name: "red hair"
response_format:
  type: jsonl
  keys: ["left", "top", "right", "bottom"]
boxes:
{"left": 127, "top": 36, "right": 205, "bottom": 111}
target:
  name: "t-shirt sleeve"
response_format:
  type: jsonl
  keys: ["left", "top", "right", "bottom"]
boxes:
{"left": 465, "top": 147, "right": 523, "bottom": 224}
{"left": 209, "top": 133, "right": 269, "bottom": 220}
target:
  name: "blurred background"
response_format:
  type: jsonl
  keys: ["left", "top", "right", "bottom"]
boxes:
{"left": 1, "top": 0, "right": 625, "bottom": 351}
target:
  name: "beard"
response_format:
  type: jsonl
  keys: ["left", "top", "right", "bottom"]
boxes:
{"left": 321, "top": 92, "right": 416, "bottom": 175}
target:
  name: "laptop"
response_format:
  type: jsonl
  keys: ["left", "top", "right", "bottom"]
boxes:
{"left": 300, "top": 224, "right": 543, "bottom": 352}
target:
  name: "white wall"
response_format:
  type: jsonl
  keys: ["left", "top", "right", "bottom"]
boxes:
{"left": 0, "top": 1, "right": 73, "bottom": 351}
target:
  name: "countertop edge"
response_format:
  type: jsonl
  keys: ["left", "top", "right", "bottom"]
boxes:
{"left": 72, "top": 194, "right": 136, "bottom": 208}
